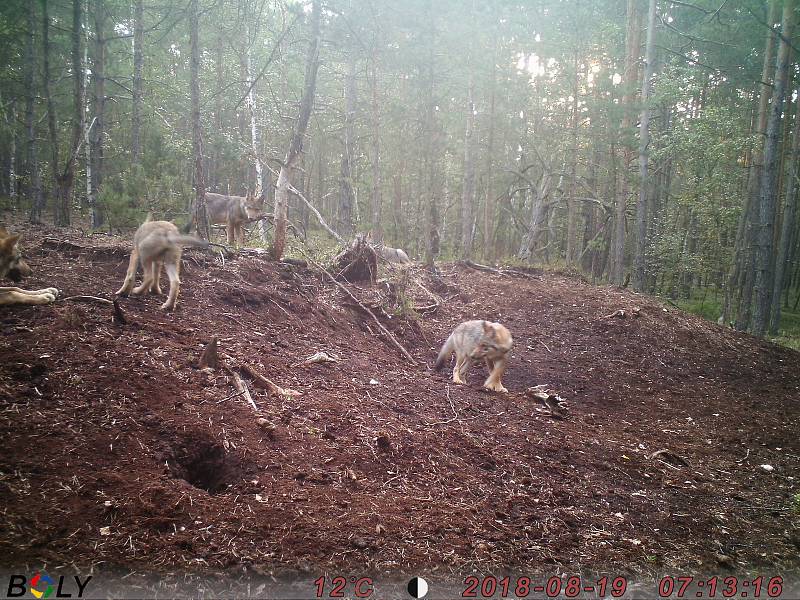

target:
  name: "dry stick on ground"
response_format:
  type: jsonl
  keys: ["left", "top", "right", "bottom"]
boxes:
{"left": 459, "top": 259, "right": 534, "bottom": 278}
{"left": 238, "top": 362, "right": 300, "bottom": 397}
{"left": 224, "top": 365, "right": 258, "bottom": 412}
{"left": 302, "top": 252, "right": 417, "bottom": 364}
{"left": 62, "top": 295, "right": 127, "bottom": 324}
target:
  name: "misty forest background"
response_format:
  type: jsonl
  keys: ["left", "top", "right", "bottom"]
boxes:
{"left": 2, "top": 0, "right": 800, "bottom": 345}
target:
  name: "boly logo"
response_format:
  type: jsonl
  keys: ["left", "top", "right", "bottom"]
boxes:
{"left": 5, "top": 573, "right": 92, "bottom": 599}
{"left": 29, "top": 573, "right": 53, "bottom": 599}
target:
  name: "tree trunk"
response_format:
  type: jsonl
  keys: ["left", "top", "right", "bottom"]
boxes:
{"left": 189, "top": 0, "right": 208, "bottom": 238}
{"left": 370, "top": 53, "right": 382, "bottom": 241}
{"left": 482, "top": 33, "right": 497, "bottom": 261}
{"left": 753, "top": 0, "right": 795, "bottom": 336}
{"left": 271, "top": 0, "right": 321, "bottom": 260}
{"left": 730, "top": 0, "right": 780, "bottom": 328}
{"left": 89, "top": 0, "right": 105, "bottom": 228}
{"left": 245, "top": 16, "right": 266, "bottom": 240}
{"left": 633, "top": 0, "right": 657, "bottom": 291}
{"left": 461, "top": 69, "right": 476, "bottom": 259}
{"left": 25, "top": 0, "right": 43, "bottom": 223}
{"left": 47, "top": 0, "right": 85, "bottom": 228}
{"left": 565, "top": 52, "right": 580, "bottom": 265}
{"left": 339, "top": 52, "right": 356, "bottom": 238}
{"left": 612, "top": 0, "right": 642, "bottom": 285}
{"left": 422, "top": 0, "right": 439, "bottom": 270}
{"left": 131, "top": 0, "right": 143, "bottom": 166}
{"left": 7, "top": 101, "right": 17, "bottom": 204}
{"left": 769, "top": 90, "right": 800, "bottom": 334}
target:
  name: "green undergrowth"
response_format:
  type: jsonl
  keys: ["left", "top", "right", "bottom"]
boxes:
{"left": 672, "top": 290, "right": 800, "bottom": 352}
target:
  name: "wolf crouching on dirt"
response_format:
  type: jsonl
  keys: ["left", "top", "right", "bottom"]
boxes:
{"left": 205, "top": 192, "right": 265, "bottom": 246}
{"left": 116, "top": 218, "right": 208, "bottom": 311}
{"left": 0, "top": 228, "right": 59, "bottom": 307}
{"left": 435, "top": 320, "right": 513, "bottom": 393}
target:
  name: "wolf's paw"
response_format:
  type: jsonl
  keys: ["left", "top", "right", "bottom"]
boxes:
{"left": 42, "top": 287, "right": 60, "bottom": 297}
{"left": 483, "top": 381, "right": 508, "bottom": 393}
{"left": 159, "top": 302, "right": 175, "bottom": 311}
{"left": 33, "top": 292, "right": 57, "bottom": 304}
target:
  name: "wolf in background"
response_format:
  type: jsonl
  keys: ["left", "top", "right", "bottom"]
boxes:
{"left": 435, "top": 320, "right": 513, "bottom": 393}
{"left": 205, "top": 192, "right": 265, "bottom": 246}
{"left": 0, "top": 227, "right": 59, "bottom": 306}
{"left": 116, "top": 217, "right": 208, "bottom": 311}
{"left": 365, "top": 231, "right": 412, "bottom": 265}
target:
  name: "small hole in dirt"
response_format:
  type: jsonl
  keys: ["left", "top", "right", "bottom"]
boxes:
{"left": 168, "top": 437, "right": 240, "bottom": 494}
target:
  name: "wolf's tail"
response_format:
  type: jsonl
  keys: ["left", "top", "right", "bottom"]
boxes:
{"left": 167, "top": 233, "right": 209, "bottom": 249}
{"left": 434, "top": 334, "right": 454, "bottom": 371}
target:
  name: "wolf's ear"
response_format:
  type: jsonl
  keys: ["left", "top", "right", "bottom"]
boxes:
{"left": 482, "top": 320, "right": 493, "bottom": 336}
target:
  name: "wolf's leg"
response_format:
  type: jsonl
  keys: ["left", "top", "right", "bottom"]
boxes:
{"left": 116, "top": 248, "right": 140, "bottom": 296}
{"left": 452, "top": 354, "right": 465, "bottom": 384}
{"left": 160, "top": 261, "right": 181, "bottom": 310}
{"left": 458, "top": 357, "right": 473, "bottom": 381}
{"left": 151, "top": 261, "right": 163, "bottom": 294}
{"left": 485, "top": 358, "right": 495, "bottom": 373}
{"left": 132, "top": 258, "right": 154, "bottom": 295}
{"left": 483, "top": 356, "right": 508, "bottom": 393}
{"left": 10, "top": 287, "right": 60, "bottom": 296}
{"left": 226, "top": 222, "right": 236, "bottom": 246}
{"left": 0, "top": 288, "right": 57, "bottom": 306}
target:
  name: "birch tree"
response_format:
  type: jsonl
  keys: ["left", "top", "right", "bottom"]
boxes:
{"left": 271, "top": 0, "right": 321, "bottom": 260}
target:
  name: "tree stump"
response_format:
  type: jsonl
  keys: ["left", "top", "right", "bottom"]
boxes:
{"left": 333, "top": 234, "right": 378, "bottom": 283}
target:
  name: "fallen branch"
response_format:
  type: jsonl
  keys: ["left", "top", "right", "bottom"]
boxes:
{"left": 62, "top": 294, "right": 113, "bottom": 304}
{"left": 647, "top": 448, "right": 689, "bottom": 468}
{"left": 458, "top": 259, "right": 535, "bottom": 278}
{"left": 304, "top": 253, "right": 416, "bottom": 364}
{"left": 294, "top": 351, "right": 340, "bottom": 366}
{"left": 239, "top": 363, "right": 301, "bottom": 398}
{"left": 62, "top": 295, "right": 127, "bottom": 325}
{"left": 224, "top": 365, "right": 258, "bottom": 412}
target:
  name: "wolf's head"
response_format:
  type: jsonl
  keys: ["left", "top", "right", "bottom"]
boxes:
{"left": 244, "top": 191, "right": 266, "bottom": 220}
{"left": 470, "top": 321, "right": 513, "bottom": 359}
{"left": 0, "top": 228, "right": 32, "bottom": 282}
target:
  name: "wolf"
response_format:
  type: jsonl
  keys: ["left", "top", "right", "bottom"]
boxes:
{"left": 434, "top": 320, "right": 513, "bottom": 393}
{"left": 116, "top": 218, "right": 208, "bottom": 311}
{"left": 205, "top": 191, "right": 265, "bottom": 246}
{"left": 378, "top": 245, "right": 412, "bottom": 265}
{"left": 365, "top": 232, "right": 412, "bottom": 265}
{"left": 0, "top": 228, "right": 59, "bottom": 306}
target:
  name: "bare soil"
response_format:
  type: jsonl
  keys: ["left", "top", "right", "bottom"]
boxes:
{"left": 1, "top": 222, "right": 799, "bottom": 595}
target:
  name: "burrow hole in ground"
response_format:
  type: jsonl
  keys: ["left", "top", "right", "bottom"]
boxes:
{"left": 167, "top": 434, "right": 241, "bottom": 494}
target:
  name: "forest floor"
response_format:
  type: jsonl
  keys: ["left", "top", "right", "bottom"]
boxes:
{"left": 1, "top": 221, "right": 799, "bottom": 598}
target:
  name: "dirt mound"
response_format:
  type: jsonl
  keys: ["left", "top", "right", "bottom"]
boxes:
{"left": 1, "top": 222, "right": 799, "bottom": 589}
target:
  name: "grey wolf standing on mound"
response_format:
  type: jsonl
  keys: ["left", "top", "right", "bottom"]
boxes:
{"left": 434, "top": 320, "right": 513, "bottom": 392}
{"left": 205, "top": 192, "right": 265, "bottom": 246}
{"left": 0, "top": 228, "right": 59, "bottom": 306}
{"left": 116, "top": 218, "right": 208, "bottom": 311}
